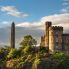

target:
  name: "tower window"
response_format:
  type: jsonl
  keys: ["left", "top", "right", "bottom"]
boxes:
{"left": 55, "top": 42, "right": 58, "bottom": 49}
{"left": 55, "top": 38, "right": 58, "bottom": 42}
{"left": 55, "top": 32, "right": 58, "bottom": 35}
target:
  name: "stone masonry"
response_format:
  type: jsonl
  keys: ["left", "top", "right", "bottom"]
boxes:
{"left": 40, "top": 21, "right": 69, "bottom": 54}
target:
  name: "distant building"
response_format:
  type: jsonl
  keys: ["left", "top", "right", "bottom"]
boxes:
{"left": 40, "top": 21, "right": 69, "bottom": 54}
{"left": 11, "top": 22, "right": 15, "bottom": 48}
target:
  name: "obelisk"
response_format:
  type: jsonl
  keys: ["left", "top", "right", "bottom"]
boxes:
{"left": 11, "top": 22, "right": 15, "bottom": 48}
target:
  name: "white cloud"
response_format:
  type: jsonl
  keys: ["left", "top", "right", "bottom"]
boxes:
{"left": 16, "top": 22, "right": 32, "bottom": 27}
{"left": 61, "top": 6, "right": 69, "bottom": 13}
{"left": 62, "top": 2, "right": 69, "bottom": 6}
{"left": 64, "top": 0, "right": 69, "bottom": 1}
{"left": 2, "top": 21, "right": 9, "bottom": 24}
{"left": 16, "top": 22, "right": 44, "bottom": 30}
{"left": 16, "top": 13, "right": 69, "bottom": 31}
{"left": 61, "top": 0, "right": 69, "bottom": 13}
{"left": 0, "top": 6, "right": 28, "bottom": 17}
{"left": 61, "top": 8, "right": 68, "bottom": 13}
{"left": 40, "top": 13, "right": 69, "bottom": 31}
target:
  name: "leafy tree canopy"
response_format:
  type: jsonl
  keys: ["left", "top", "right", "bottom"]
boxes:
{"left": 20, "top": 35, "right": 37, "bottom": 47}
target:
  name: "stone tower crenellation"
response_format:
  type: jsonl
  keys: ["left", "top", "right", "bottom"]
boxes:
{"left": 49, "top": 26, "right": 63, "bottom": 53}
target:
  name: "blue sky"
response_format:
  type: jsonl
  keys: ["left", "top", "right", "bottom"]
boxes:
{"left": 0, "top": 0, "right": 67, "bottom": 25}
{"left": 0, "top": 0, "right": 69, "bottom": 46}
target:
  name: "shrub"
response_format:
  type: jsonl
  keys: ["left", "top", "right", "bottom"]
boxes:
{"left": 7, "top": 48, "right": 18, "bottom": 59}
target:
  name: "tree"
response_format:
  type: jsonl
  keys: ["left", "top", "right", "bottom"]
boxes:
{"left": 53, "top": 52, "right": 69, "bottom": 69}
{"left": 7, "top": 48, "right": 20, "bottom": 59}
{"left": 0, "top": 48, "right": 5, "bottom": 60}
{"left": 20, "top": 35, "right": 37, "bottom": 47}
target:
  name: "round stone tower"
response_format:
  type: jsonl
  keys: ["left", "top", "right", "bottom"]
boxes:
{"left": 45, "top": 21, "right": 52, "bottom": 49}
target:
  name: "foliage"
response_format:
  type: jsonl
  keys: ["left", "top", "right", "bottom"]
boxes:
{"left": 4, "top": 46, "right": 12, "bottom": 52}
{"left": 0, "top": 48, "right": 7, "bottom": 61}
{"left": 0, "top": 35, "right": 69, "bottom": 69}
{"left": 7, "top": 48, "right": 20, "bottom": 59}
{"left": 20, "top": 35, "right": 37, "bottom": 47}
{"left": 0, "top": 47, "right": 69, "bottom": 69}
{"left": 40, "top": 46, "right": 48, "bottom": 53}
{"left": 33, "top": 53, "right": 41, "bottom": 65}
{"left": 6, "top": 59, "right": 19, "bottom": 68}
{"left": 23, "top": 45, "right": 32, "bottom": 54}
{"left": 52, "top": 52, "right": 69, "bottom": 69}
{"left": 53, "top": 52, "right": 65, "bottom": 60}
{"left": 53, "top": 52, "right": 68, "bottom": 63}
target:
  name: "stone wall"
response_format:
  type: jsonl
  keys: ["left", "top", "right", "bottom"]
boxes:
{"left": 40, "top": 21, "right": 69, "bottom": 54}
{"left": 62, "top": 34, "right": 69, "bottom": 55}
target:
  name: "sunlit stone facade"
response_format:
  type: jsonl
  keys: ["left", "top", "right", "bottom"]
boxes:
{"left": 40, "top": 21, "right": 69, "bottom": 54}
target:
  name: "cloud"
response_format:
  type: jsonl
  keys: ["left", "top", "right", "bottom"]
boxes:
{"left": 16, "top": 22, "right": 44, "bottom": 30}
{"left": 16, "top": 22, "right": 32, "bottom": 28}
{"left": 2, "top": 21, "right": 9, "bottom": 24}
{"left": 61, "top": 0, "right": 69, "bottom": 13}
{"left": 16, "top": 13, "right": 69, "bottom": 31}
{"left": 0, "top": 21, "right": 11, "bottom": 28}
{"left": 40, "top": 13, "right": 69, "bottom": 31}
{"left": 64, "top": 0, "right": 69, "bottom": 1}
{"left": 61, "top": 6, "right": 69, "bottom": 13}
{"left": 62, "top": 2, "right": 69, "bottom": 6}
{"left": 0, "top": 6, "right": 28, "bottom": 17}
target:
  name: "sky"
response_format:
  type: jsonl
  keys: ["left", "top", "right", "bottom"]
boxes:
{"left": 0, "top": 0, "right": 69, "bottom": 47}
{"left": 0, "top": 0, "right": 68, "bottom": 24}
